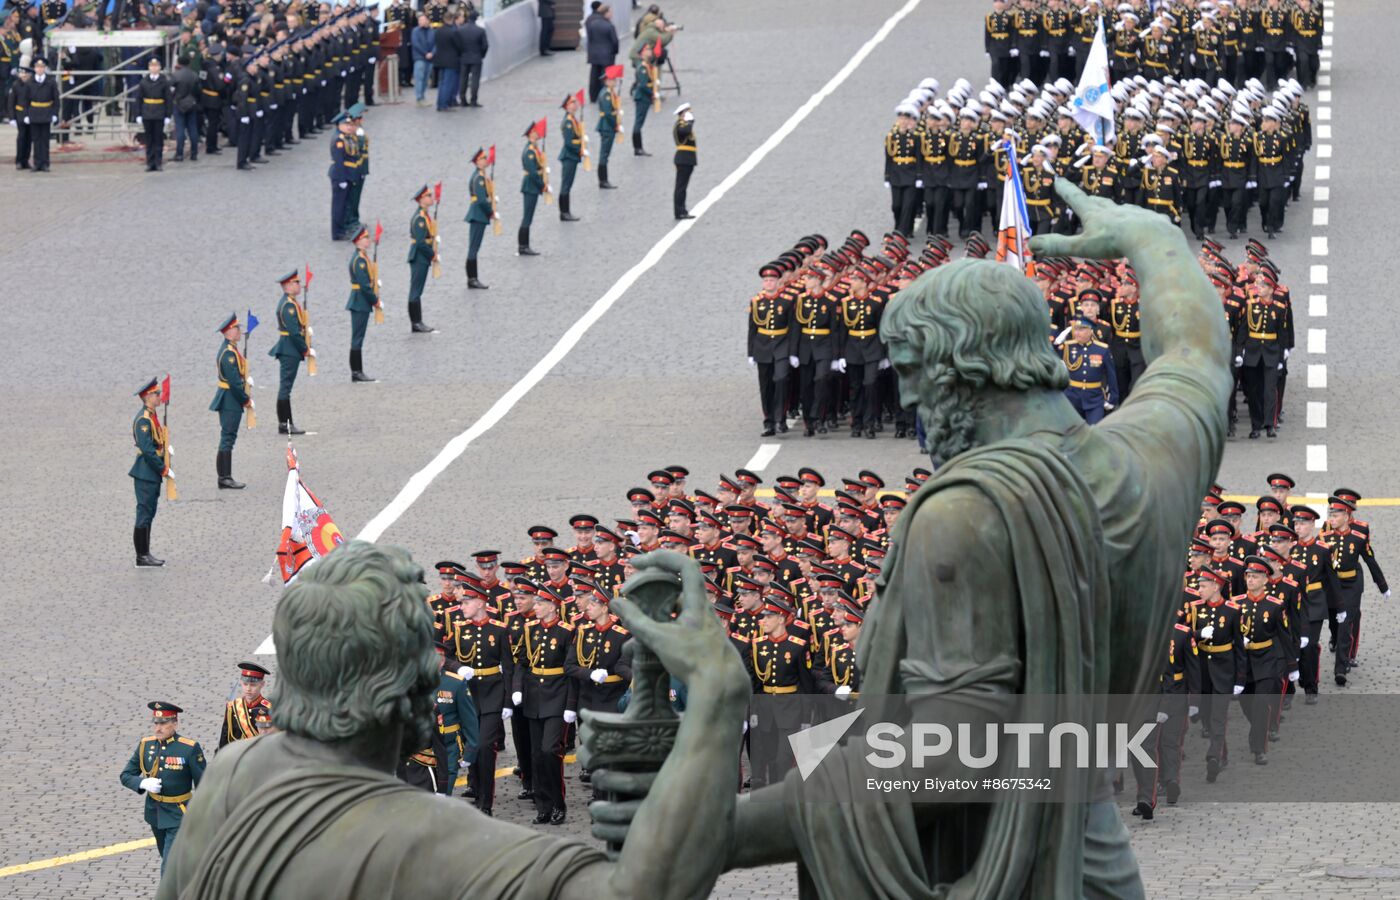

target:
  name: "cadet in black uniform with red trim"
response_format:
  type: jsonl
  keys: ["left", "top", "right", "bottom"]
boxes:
{"left": 513, "top": 585, "right": 577, "bottom": 824}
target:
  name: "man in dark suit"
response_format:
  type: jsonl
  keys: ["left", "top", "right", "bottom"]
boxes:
{"left": 457, "top": 10, "right": 489, "bottom": 107}
{"left": 538, "top": 0, "right": 555, "bottom": 56}
{"left": 432, "top": 13, "right": 463, "bottom": 111}
{"left": 585, "top": 2, "right": 619, "bottom": 102}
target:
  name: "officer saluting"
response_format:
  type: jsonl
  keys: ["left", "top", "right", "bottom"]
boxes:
{"left": 219, "top": 661, "right": 271, "bottom": 747}
{"left": 130, "top": 377, "right": 171, "bottom": 567}
{"left": 1061, "top": 316, "right": 1119, "bottom": 424}
{"left": 209, "top": 313, "right": 251, "bottom": 490}
{"left": 119, "top": 701, "right": 206, "bottom": 875}
{"left": 673, "top": 102, "right": 696, "bottom": 219}
{"left": 268, "top": 270, "right": 311, "bottom": 436}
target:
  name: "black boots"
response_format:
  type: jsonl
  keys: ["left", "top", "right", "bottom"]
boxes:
{"left": 632, "top": 132, "right": 650, "bottom": 156}
{"left": 517, "top": 227, "right": 538, "bottom": 256}
{"left": 598, "top": 164, "right": 616, "bottom": 189}
{"left": 408, "top": 300, "right": 436, "bottom": 333}
{"left": 276, "top": 399, "right": 306, "bottom": 435}
{"left": 467, "top": 259, "right": 488, "bottom": 289}
{"left": 134, "top": 526, "right": 165, "bottom": 567}
{"left": 216, "top": 450, "right": 245, "bottom": 490}
{"left": 559, "top": 195, "right": 579, "bottom": 222}
{"left": 350, "top": 349, "right": 377, "bottom": 383}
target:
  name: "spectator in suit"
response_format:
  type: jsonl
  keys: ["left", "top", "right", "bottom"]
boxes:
{"left": 411, "top": 13, "right": 435, "bottom": 106}
{"left": 457, "top": 9, "right": 488, "bottom": 108}
{"left": 585, "top": 2, "right": 618, "bottom": 103}
{"left": 538, "top": 0, "right": 555, "bottom": 56}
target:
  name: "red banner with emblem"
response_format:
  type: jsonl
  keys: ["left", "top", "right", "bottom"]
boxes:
{"left": 274, "top": 448, "right": 344, "bottom": 586}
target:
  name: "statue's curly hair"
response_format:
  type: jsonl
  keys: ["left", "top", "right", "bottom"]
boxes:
{"left": 268, "top": 540, "right": 439, "bottom": 749}
{"left": 881, "top": 259, "right": 1068, "bottom": 466}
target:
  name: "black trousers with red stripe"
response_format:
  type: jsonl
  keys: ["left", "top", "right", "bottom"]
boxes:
{"left": 472, "top": 712, "right": 504, "bottom": 810}
{"left": 528, "top": 715, "right": 566, "bottom": 815}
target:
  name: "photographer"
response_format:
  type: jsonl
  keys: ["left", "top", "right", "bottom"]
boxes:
{"left": 629, "top": 4, "right": 679, "bottom": 66}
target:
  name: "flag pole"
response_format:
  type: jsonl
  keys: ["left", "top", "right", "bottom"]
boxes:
{"left": 304, "top": 265, "right": 318, "bottom": 376}
{"left": 372, "top": 220, "right": 385, "bottom": 324}
{"left": 242, "top": 318, "right": 257, "bottom": 430}
{"left": 163, "top": 375, "right": 178, "bottom": 501}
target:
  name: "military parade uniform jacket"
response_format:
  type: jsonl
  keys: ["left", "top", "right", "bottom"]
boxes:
{"left": 219, "top": 696, "right": 270, "bottom": 748}
{"left": 436, "top": 669, "right": 479, "bottom": 765}
{"left": 1233, "top": 293, "right": 1290, "bottom": 368}
{"left": 841, "top": 289, "right": 884, "bottom": 366}
{"left": 467, "top": 170, "right": 495, "bottom": 224}
{"left": 448, "top": 611, "right": 515, "bottom": 715}
{"left": 521, "top": 143, "right": 547, "bottom": 194}
{"left": 407, "top": 208, "right": 435, "bottom": 265}
{"left": 136, "top": 72, "right": 174, "bottom": 120}
{"left": 565, "top": 617, "right": 632, "bottom": 712}
{"left": 794, "top": 287, "right": 843, "bottom": 365}
{"left": 748, "top": 289, "right": 795, "bottom": 364}
{"left": 120, "top": 733, "right": 206, "bottom": 829}
{"left": 345, "top": 249, "right": 377, "bottom": 312}
{"left": 269, "top": 292, "right": 309, "bottom": 360}
{"left": 1188, "top": 598, "right": 1247, "bottom": 692}
{"left": 1292, "top": 537, "right": 1342, "bottom": 621}
{"left": 208, "top": 339, "right": 249, "bottom": 412}
{"left": 514, "top": 617, "right": 579, "bottom": 718}
{"left": 560, "top": 113, "right": 584, "bottom": 163}
{"left": 673, "top": 118, "right": 696, "bottom": 167}
{"left": 1237, "top": 591, "right": 1293, "bottom": 683}
{"left": 883, "top": 126, "right": 919, "bottom": 188}
{"left": 815, "top": 639, "right": 860, "bottom": 696}
{"left": 130, "top": 407, "right": 168, "bottom": 483}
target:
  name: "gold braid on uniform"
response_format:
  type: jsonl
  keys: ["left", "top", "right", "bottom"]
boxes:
{"left": 751, "top": 640, "right": 775, "bottom": 684}
{"left": 752, "top": 297, "right": 775, "bottom": 329}
{"left": 575, "top": 628, "right": 599, "bottom": 669}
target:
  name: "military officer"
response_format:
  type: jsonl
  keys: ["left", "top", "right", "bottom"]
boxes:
{"left": 465, "top": 147, "right": 495, "bottom": 289}
{"left": 1186, "top": 566, "right": 1245, "bottom": 782}
{"left": 268, "top": 270, "right": 311, "bottom": 436}
{"left": 1061, "top": 316, "right": 1119, "bottom": 423}
{"left": 1233, "top": 274, "right": 1287, "bottom": 438}
{"left": 345, "top": 225, "right": 380, "bottom": 383}
{"left": 985, "top": 0, "right": 1017, "bottom": 85}
{"left": 748, "top": 262, "right": 796, "bottom": 437}
{"left": 130, "top": 377, "right": 170, "bottom": 567}
{"left": 794, "top": 261, "right": 843, "bottom": 437}
{"left": 1253, "top": 109, "right": 1291, "bottom": 238}
{"left": 1289, "top": 506, "right": 1338, "bottom": 702}
{"left": 398, "top": 725, "right": 451, "bottom": 794}
{"left": 344, "top": 102, "right": 369, "bottom": 237}
{"left": 520, "top": 119, "right": 548, "bottom": 255}
{"left": 136, "top": 56, "right": 173, "bottom": 172}
{"left": 1108, "top": 276, "right": 1145, "bottom": 400}
{"left": 448, "top": 583, "right": 513, "bottom": 814}
{"left": 432, "top": 640, "right": 479, "bottom": 798}
{"left": 119, "top": 702, "right": 206, "bottom": 875}
{"left": 512, "top": 586, "right": 577, "bottom": 825}
{"left": 597, "top": 64, "right": 623, "bottom": 189}
{"left": 1138, "top": 146, "right": 1183, "bottom": 225}
{"left": 673, "top": 102, "right": 696, "bottom": 219}
{"left": 558, "top": 93, "right": 585, "bottom": 221}
{"left": 884, "top": 106, "right": 921, "bottom": 236}
{"left": 327, "top": 112, "right": 357, "bottom": 236}
{"left": 1180, "top": 112, "right": 1219, "bottom": 241}
{"left": 219, "top": 662, "right": 271, "bottom": 748}
{"left": 407, "top": 184, "right": 439, "bottom": 334}
{"left": 631, "top": 42, "right": 659, "bottom": 156}
{"left": 209, "top": 312, "right": 251, "bottom": 490}
{"left": 1218, "top": 114, "right": 1254, "bottom": 239}
{"left": 24, "top": 58, "right": 59, "bottom": 172}
{"left": 1237, "top": 555, "right": 1294, "bottom": 765}
{"left": 1291, "top": 0, "right": 1324, "bottom": 88}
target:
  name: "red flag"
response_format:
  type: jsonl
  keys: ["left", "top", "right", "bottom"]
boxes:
{"left": 373, "top": 219, "right": 383, "bottom": 244}
{"left": 574, "top": 88, "right": 584, "bottom": 107}
{"left": 653, "top": 37, "right": 662, "bottom": 57}
{"left": 487, "top": 144, "right": 496, "bottom": 165}
{"left": 304, "top": 264, "right": 313, "bottom": 289}
{"left": 534, "top": 117, "right": 547, "bottom": 138}
{"left": 605, "top": 64, "right": 623, "bottom": 80}
{"left": 433, "top": 180, "right": 443, "bottom": 204}
{"left": 158, "top": 374, "right": 171, "bottom": 405}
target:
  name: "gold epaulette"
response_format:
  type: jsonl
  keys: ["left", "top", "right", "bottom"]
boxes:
{"left": 787, "top": 635, "right": 808, "bottom": 647}
{"left": 178, "top": 736, "right": 197, "bottom": 746}
{"left": 444, "top": 670, "right": 465, "bottom": 681}
{"left": 613, "top": 624, "right": 630, "bottom": 635}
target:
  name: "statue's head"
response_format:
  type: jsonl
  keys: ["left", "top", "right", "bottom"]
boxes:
{"left": 269, "top": 540, "right": 439, "bottom": 750}
{"left": 882, "top": 259, "right": 1068, "bottom": 466}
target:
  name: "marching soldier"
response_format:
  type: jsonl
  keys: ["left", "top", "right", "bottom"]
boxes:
{"left": 345, "top": 225, "right": 381, "bottom": 383}
{"left": 119, "top": 702, "right": 206, "bottom": 875}
{"left": 447, "top": 582, "right": 513, "bottom": 814}
{"left": 219, "top": 662, "right": 271, "bottom": 748}
{"left": 559, "top": 93, "right": 585, "bottom": 221}
{"left": 748, "top": 262, "right": 796, "bottom": 437}
{"left": 427, "top": 560, "right": 465, "bottom": 642}
{"left": 407, "top": 185, "right": 439, "bottom": 334}
{"left": 673, "top": 102, "right": 697, "bottom": 219}
{"left": 1186, "top": 566, "right": 1244, "bottom": 783}
{"left": 566, "top": 582, "right": 632, "bottom": 785}
{"left": 465, "top": 147, "right": 495, "bottom": 289}
{"left": 1061, "top": 316, "right": 1119, "bottom": 424}
{"left": 1128, "top": 619, "right": 1198, "bottom": 819}
{"left": 1218, "top": 114, "right": 1254, "bottom": 239}
{"left": 1237, "top": 555, "right": 1294, "bottom": 766}
{"left": 520, "top": 119, "right": 548, "bottom": 255}
{"left": 742, "top": 593, "right": 815, "bottom": 787}
{"left": 432, "top": 639, "right": 479, "bottom": 798}
{"left": 794, "top": 261, "right": 843, "bottom": 437}
{"left": 1138, "top": 146, "right": 1183, "bottom": 225}
{"left": 130, "top": 377, "right": 171, "bottom": 567}
{"left": 985, "top": 0, "right": 1017, "bottom": 85}
{"left": 1253, "top": 109, "right": 1291, "bottom": 238}
{"left": 814, "top": 599, "right": 862, "bottom": 697}
{"left": 1108, "top": 276, "right": 1145, "bottom": 400}
{"left": 1181, "top": 112, "right": 1219, "bottom": 241}
{"left": 209, "top": 313, "right": 251, "bottom": 490}
{"left": 512, "top": 586, "right": 578, "bottom": 825}
{"left": 1290, "top": 0, "right": 1324, "bottom": 88}
{"left": 842, "top": 262, "right": 887, "bottom": 439}
{"left": 1324, "top": 495, "right": 1389, "bottom": 686}
{"left": 597, "top": 64, "right": 623, "bottom": 189}
{"left": 946, "top": 109, "right": 986, "bottom": 238}
{"left": 631, "top": 42, "right": 659, "bottom": 156}
{"left": 920, "top": 108, "right": 952, "bottom": 237}
{"left": 1079, "top": 144, "right": 1120, "bottom": 202}
{"left": 268, "top": 270, "right": 311, "bottom": 435}
{"left": 1289, "top": 506, "right": 1338, "bottom": 702}
{"left": 1232, "top": 274, "right": 1287, "bottom": 439}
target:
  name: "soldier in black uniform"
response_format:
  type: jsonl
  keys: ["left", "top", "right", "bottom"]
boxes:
{"left": 1129, "top": 620, "right": 1199, "bottom": 819}
{"left": 841, "top": 262, "right": 887, "bottom": 439}
{"left": 1290, "top": 0, "right": 1324, "bottom": 88}
{"left": 1218, "top": 114, "right": 1255, "bottom": 239}
{"left": 884, "top": 106, "right": 921, "bottom": 236}
{"left": 1186, "top": 566, "right": 1245, "bottom": 782}
{"left": 793, "top": 260, "right": 843, "bottom": 436}
{"left": 1288, "top": 507, "right": 1338, "bottom": 702}
{"left": 566, "top": 583, "right": 631, "bottom": 788}
{"left": 748, "top": 262, "right": 796, "bottom": 438}
{"left": 1257, "top": 0, "right": 1290, "bottom": 85}
{"left": 1011, "top": 0, "right": 1043, "bottom": 80}
{"left": 985, "top": 0, "right": 1016, "bottom": 85}
{"left": 1041, "top": 0, "right": 1074, "bottom": 83}
{"left": 672, "top": 102, "right": 696, "bottom": 219}
{"left": 1180, "top": 111, "right": 1219, "bottom": 241}
{"left": 1107, "top": 276, "right": 1145, "bottom": 400}
{"left": 427, "top": 560, "right": 464, "bottom": 641}
{"left": 513, "top": 586, "right": 577, "bottom": 824}
{"left": 135, "top": 56, "right": 173, "bottom": 172}
{"left": 24, "top": 58, "right": 59, "bottom": 172}
{"left": 1078, "top": 144, "right": 1121, "bottom": 202}
{"left": 946, "top": 109, "right": 986, "bottom": 239}
{"left": 447, "top": 580, "right": 513, "bottom": 814}
{"left": 814, "top": 599, "right": 862, "bottom": 698}
{"left": 1232, "top": 273, "right": 1289, "bottom": 439}
{"left": 1253, "top": 108, "right": 1291, "bottom": 238}
{"left": 1324, "top": 496, "right": 1389, "bottom": 686}
{"left": 1237, "top": 555, "right": 1294, "bottom": 765}
{"left": 741, "top": 594, "right": 815, "bottom": 787}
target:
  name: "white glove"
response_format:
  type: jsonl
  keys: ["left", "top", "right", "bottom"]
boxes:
{"left": 1385, "top": 590, "right": 1392, "bottom": 599}
{"left": 1155, "top": 711, "right": 1169, "bottom": 724}
{"left": 377, "top": 279, "right": 383, "bottom": 289}
{"left": 1039, "top": 49, "right": 1049, "bottom": 57}
{"left": 500, "top": 707, "right": 513, "bottom": 720}
{"left": 341, "top": 70, "right": 347, "bottom": 77}
{"left": 878, "top": 358, "right": 892, "bottom": 371}
{"left": 1054, "top": 326, "right": 1073, "bottom": 346}
{"left": 1201, "top": 624, "right": 1215, "bottom": 640}
{"left": 1246, "top": 180, "right": 1257, "bottom": 189}
{"left": 458, "top": 757, "right": 469, "bottom": 769}
{"left": 165, "top": 469, "right": 176, "bottom": 479}
{"left": 1337, "top": 611, "right": 1347, "bottom": 623}
{"left": 1233, "top": 355, "right": 1244, "bottom": 368}
{"left": 1010, "top": 48, "right": 1020, "bottom": 57}
{"left": 747, "top": 356, "right": 755, "bottom": 367}
{"left": 369, "top": 56, "right": 377, "bottom": 64}
{"left": 977, "top": 181, "right": 988, "bottom": 189}
{"left": 22, "top": 116, "right": 29, "bottom": 124}
{"left": 1233, "top": 685, "right": 1245, "bottom": 696}
{"left": 139, "top": 777, "right": 163, "bottom": 793}
{"left": 789, "top": 355, "right": 800, "bottom": 368}
{"left": 1277, "top": 362, "right": 1284, "bottom": 371}
{"left": 834, "top": 685, "right": 853, "bottom": 698}
{"left": 1288, "top": 670, "right": 1300, "bottom": 683}
{"left": 137, "top": 115, "right": 143, "bottom": 124}
{"left": 1188, "top": 705, "right": 1199, "bottom": 718}
{"left": 457, "top": 665, "right": 475, "bottom": 679}
{"left": 1284, "top": 349, "right": 1291, "bottom": 361}
{"left": 1067, "top": 46, "right": 1076, "bottom": 56}
{"left": 247, "top": 398, "right": 255, "bottom": 410}
{"left": 240, "top": 116, "right": 250, "bottom": 124}
{"left": 307, "top": 348, "right": 317, "bottom": 358}
{"left": 563, "top": 709, "right": 578, "bottom": 724}
{"left": 915, "top": 179, "right": 924, "bottom": 188}
{"left": 831, "top": 359, "right": 846, "bottom": 373}
{"left": 168, "top": 445, "right": 174, "bottom": 456}
{"left": 255, "top": 110, "right": 263, "bottom": 118}
{"left": 307, "top": 326, "right": 314, "bottom": 338}
{"left": 546, "top": 166, "right": 552, "bottom": 174}
{"left": 589, "top": 669, "right": 608, "bottom": 684}
{"left": 1189, "top": 53, "right": 1197, "bottom": 66}
{"left": 1300, "top": 636, "right": 1309, "bottom": 649}
{"left": 511, "top": 691, "right": 522, "bottom": 705}
{"left": 339, "top": 181, "right": 348, "bottom": 188}
{"left": 1104, "top": 402, "right": 1116, "bottom": 411}
{"left": 164, "top": 117, "right": 170, "bottom": 126}
{"left": 1209, "top": 179, "right": 1221, "bottom": 188}
{"left": 883, "top": 180, "right": 891, "bottom": 189}
{"left": 269, "top": 104, "right": 277, "bottom": 110}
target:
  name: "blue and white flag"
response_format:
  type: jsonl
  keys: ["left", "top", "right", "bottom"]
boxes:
{"left": 996, "top": 136, "right": 1033, "bottom": 273}
{"left": 1072, "top": 17, "right": 1115, "bottom": 148}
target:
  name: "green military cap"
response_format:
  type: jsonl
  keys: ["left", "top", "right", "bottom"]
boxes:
{"left": 136, "top": 376, "right": 161, "bottom": 398}
{"left": 347, "top": 101, "right": 366, "bottom": 119}
{"left": 330, "top": 110, "right": 347, "bottom": 124}
{"left": 413, "top": 184, "right": 431, "bottom": 201}
{"left": 217, "top": 311, "right": 239, "bottom": 332}
{"left": 277, "top": 270, "right": 299, "bottom": 284}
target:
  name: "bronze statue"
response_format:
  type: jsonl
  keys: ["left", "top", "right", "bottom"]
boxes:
{"left": 722, "top": 180, "right": 1232, "bottom": 897}
{"left": 156, "top": 540, "right": 749, "bottom": 900}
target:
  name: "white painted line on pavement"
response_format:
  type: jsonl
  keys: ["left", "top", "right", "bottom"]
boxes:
{"left": 1309, "top": 295, "right": 1327, "bottom": 317}
{"left": 1307, "top": 402, "right": 1328, "bottom": 429}
{"left": 1322, "top": 34, "right": 1333, "bottom": 47}
{"left": 1314, "top": 186, "right": 1329, "bottom": 202}
{"left": 1320, "top": 49, "right": 1333, "bottom": 60}
{"left": 1310, "top": 264, "right": 1328, "bottom": 284}
{"left": 1315, "top": 165, "right": 1330, "bottom": 180}
{"left": 1319, "top": 75, "right": 1331, "bottom": 88}
{"left": 255, "top": 0, "right": 931, "bottom": 654}
{"left": 1307, "top": 445, "right": 1328, "bottom": 473}
{"left": 1318, "top": 90, "right": 1333, "bottom": 103}
{"left": 1320, "top": 59, "right": 1331, "bottom": 72}
{"left": 1318, "top": 144, "right": 1333, "bottom": 158}
{"left": 1308, "top": 365, "right": 1327, "bottom": 389}
{"left": 745, "top": 443, "right": 781, "bottom": 472}
{"left": 1318, "top": 125, "right": 1332, "bottom": 140}
{"left": 1312, "top": 236, "right": 1329, "bottom": 256}
{"left": 1317, "top": 107, "right": 1332, "bottom": 121}
{"left": 1308, "top": 329, "right": 1327, "bottom": 355}
{"left": 1314, "top": 208, "right": 1329, "bottom": 226}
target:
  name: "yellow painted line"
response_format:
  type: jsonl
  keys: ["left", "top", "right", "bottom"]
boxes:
{"left": 5, "top": 754, "right": 580, "bottom": 877}
{"left": 0, "top": 838, "right": 156, "bottom": 879}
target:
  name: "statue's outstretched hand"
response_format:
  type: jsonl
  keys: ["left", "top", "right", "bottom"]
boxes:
{"left": 1029, "top": 178, "right": 1181, "bottom": 261}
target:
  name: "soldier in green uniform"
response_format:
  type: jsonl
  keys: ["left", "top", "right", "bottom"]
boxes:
{"left": 432, "top": 640, "right": 479, "bottom": 798}
{"left": 344, "top": 102, "right": 368, "bottom": 236}
{"left": 219, "top": 662, "right": 271, "bottom": 748}
{"left": 268, "top": 270, "right": 310, "bottom": 436}
{"left": 597, "top": 64, "right": 623, "bottom": 189}
{"left": 406, "top": 184, "right": 438, "bottom": 334}
{"left": 345, "top": 225, "right": 380, "bottom": 383}
{"left": 118, "top": 701, "right": 206, "bottom": 875}
{"left": 130, "top": 377, "right": 170, "bottom": 567}
{"left": 208, "top": 313, "right": 250, "bottom": 490}
{"left": 558, "top": 93, "right": 584, "bottom": 221}
{"left": 465, "top": 147, "right": 494, "bottom": 289}
{"left": 631, "top": 42, "right": 658, "bottom": 156}
{"left": 519, "top": 120, "right": 548, "bottom": 256}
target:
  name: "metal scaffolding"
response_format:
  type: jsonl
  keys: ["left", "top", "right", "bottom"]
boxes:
{"left": 49, "top": 28, "right": 178, "bottom": 146}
